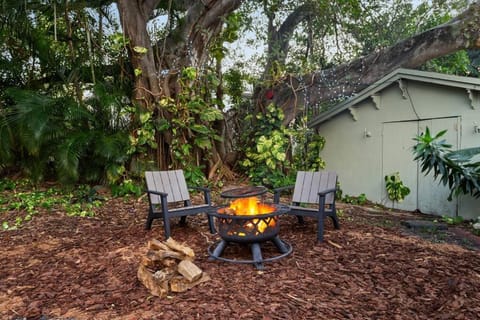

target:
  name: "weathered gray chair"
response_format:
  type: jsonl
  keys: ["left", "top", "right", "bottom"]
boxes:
{"left": 145, "top": 170, "right": 215, "bottom": 239}
{"left": 273, "top": 171, "right": 340, "bottom": 242}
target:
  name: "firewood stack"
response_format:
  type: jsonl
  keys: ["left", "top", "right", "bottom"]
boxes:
{"left": 137, "top": 237, "right": 210, "bottom": 297}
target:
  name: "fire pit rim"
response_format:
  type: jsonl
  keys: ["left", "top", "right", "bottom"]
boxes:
{"left": 220, "top": 185, "right": 268, "bottom": 199}
{"left": 208, "top": 203, "right": 290, "bottom": 219}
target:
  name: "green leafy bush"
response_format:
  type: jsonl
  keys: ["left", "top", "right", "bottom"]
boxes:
{"left": 385, "top": 172, "right": 410, "bottom": 204}
{"left": 111, "top": 179, "right": 143, "bottom": 197}
{"left": 1, "top": 179, "right": 104, "bottom": 230}
{"left": 240, "top": 104, "right": 325, "bottom": 188}
{"left": 1, "top": 86, "right": 130, "bottom": 185}
{"left": 343, "top": 193, "right": 368, "bottom": 205}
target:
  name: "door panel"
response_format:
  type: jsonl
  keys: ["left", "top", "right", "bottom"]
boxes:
{"left": 417, "top": 118, "right": 459, "bottom": 216}
{"left": 382, "top": 121, "right": 418, "bottom": 211}
{"left": 382, "top": 117, "right": 460, "bottom": 215}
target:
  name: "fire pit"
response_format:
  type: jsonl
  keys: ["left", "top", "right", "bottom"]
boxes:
{"left": 208, "top": 186, "right": 292, "bottom": 269}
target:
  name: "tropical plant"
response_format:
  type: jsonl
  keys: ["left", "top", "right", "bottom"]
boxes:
{"left": 385, "top": 172, "right": 411, "bottom": 207}
{"left": 290, "top": 116, "right": 325, "bottom": 171}
{"left": 1, "top": 86, "right": 130, "bottom": 185}
{"left": 413, "top": 127, "right": 480, "bottom": 200}
{"left": 240, "top": 103, "right": 292, "bottom": 188}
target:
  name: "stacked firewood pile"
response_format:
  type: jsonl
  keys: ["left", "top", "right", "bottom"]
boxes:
{"left": 137, "top": 238, "right": 210, "bottom": 297}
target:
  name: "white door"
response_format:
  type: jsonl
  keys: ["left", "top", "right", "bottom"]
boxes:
{"left": 382, "top": 117, "right": 460, "bottom": 215}
{"left": 382, "top": 121, "right": 418, "bottom": 211}
{"left": 417, "top": 118, "right": 459, "bottom": 216}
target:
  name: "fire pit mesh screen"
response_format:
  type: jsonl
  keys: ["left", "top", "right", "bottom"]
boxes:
{"left": 210, "top": 210, "right": 282, "bottom": 243}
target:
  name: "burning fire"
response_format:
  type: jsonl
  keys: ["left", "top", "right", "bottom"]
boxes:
{"left": 220, "top": 197, "right": 276, "bottom": 234}
{"left": 228, "top": 197, "right": 275, "bottom": 216}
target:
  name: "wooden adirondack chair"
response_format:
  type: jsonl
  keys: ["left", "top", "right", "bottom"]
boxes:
{"left": 273, "top": 171, "right": 340, "bottom": 242}
{"left": 145, "top": 170, "right": 215, "bottom": 239}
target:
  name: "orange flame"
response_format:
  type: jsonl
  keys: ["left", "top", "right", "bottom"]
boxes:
{"left": 227, "top": 197, "right": 276, "bottom": 234}
{"left": 228, "top": 197, "right": 275, "bottom": 215}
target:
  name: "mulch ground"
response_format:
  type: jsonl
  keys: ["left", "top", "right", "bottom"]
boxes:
{"left": 1, "top": 192, "right": 480, "bottom": 320}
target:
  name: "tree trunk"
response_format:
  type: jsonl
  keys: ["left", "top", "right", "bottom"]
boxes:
{"left": 117, "top": 0, "right": 242, "bottom": 171}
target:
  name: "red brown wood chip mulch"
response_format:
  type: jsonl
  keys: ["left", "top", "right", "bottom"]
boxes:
{"left": 1, "top": 198, "right": 479, "bottom": 320}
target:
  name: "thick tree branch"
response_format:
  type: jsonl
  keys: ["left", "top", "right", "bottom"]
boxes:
{"left": 269, "top": 1, "right": 480, "bottom": 124}
{"left": 276, "top": 4, "right": 313, "bottom": 61}
{"left": 157, "top": 0, "right": 242, "bottom": 69}
{"left": 263, "top": 3, "right": 313, "bottom": 79}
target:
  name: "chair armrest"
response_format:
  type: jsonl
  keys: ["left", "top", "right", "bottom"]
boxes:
{"left": 188, "top": 185, "right": 210, "bottom": 193}
{"left": 273, "top": 185, "right": 294, "bottom": 203}
{"left": 317, "top": 187, "right": 336, "bottom": 210}
{"left": 145, "top": 189, "right": 168, "bottom": 209}
{"left": 318, "top": 187, "right": 336, "bottom": 197}
{"left": 188, "top": 186, "right": 212, "bottom": 205}
{"left": 146, "top": 189, "right": 168, "bottom": 197}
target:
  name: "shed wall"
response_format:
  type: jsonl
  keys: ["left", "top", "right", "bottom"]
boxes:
{"left": 317, "top": 80, "right": 480, "bottom": 219}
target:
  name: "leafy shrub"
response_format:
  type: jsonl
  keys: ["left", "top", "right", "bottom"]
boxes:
{"left": 385, "top": 172, "right": 410, "bottom": 204}
{"left": 343, "top": 193, "right": 368, "bottom": 205}
{"left": 240, "top": 104, "right": 325, "bottom": 188}
{"left": 111, "top": 179, "right": 143, "bottom": 197}
{"left": 1, "top": 86, "right": 130, "bottom": 185}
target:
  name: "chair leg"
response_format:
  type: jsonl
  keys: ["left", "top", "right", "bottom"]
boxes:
{"left": 330, "top": 214, "right": 340, "bottom": 229}
{"left": 145, "top": 209, "right": 154, "bottom": 230}
{"left": 163, "top": 217, "right": 171, "bottom": 239}
{"left": 179, "top": 216, "right": 187, "bottom": 225}
{"left": 317, "top": 214, "right": 325, "bottom": 243}
{"left": 145, "top": 217, "right": 154, "bottom": 230}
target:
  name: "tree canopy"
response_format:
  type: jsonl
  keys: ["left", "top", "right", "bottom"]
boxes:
{"left": 1, "top": 0, "right": 479, "bottom": 186}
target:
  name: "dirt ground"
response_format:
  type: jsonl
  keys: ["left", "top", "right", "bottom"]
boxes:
{"left": 1, "top": 192, "right": 479, "bottom": 320}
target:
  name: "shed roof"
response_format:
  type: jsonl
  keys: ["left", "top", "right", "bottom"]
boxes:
{"left": 308, "top": 68, "right": 480, "bottom": 128}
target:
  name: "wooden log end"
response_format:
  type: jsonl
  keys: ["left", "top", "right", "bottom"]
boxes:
{"left": 177, "top": 260, "right": 203, "bottom": 282}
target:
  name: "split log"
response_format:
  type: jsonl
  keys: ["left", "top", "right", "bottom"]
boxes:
{"left": 137, "top": 238, "right": 208, "bottom": 298}
{"left": 148, "top": 238, "right": 171, "bottom": 251}
{"left": 137, "top": 265, "right": 169, "bottom": 297}
{"left": 170, "top": 273, "right": 211, "bottom": 293}
{"left": 177, "top": 260, "right": 203, "bottom": 282}
{"left": 165, "top": 237, "right": 195, "bottom": 258}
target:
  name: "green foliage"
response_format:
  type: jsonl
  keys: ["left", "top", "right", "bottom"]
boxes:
{"left": 343, "top": 193, "right": 368, "bottom": 206}
{"left": 110, "top": 179, "right": 143, "bottom": 197}
{"left": 162, "top": 67, "right": 223, "bottom": 169}
{"left": 240, "top": 103, "right": 326, "bottom": 188}
{"left": 413, "top": 127, "right": 480, "bottom": 200}
{"left": 0, "top": 3, "right": 133, "bottom": 184}
{"left": 440, "top": 215, "right": 464, "bottom": 225}
{"left": 223, "top": 68, "right": 245, "bottom": 105}
{"left": 1, "top": 86, "right": 131, "bottom": 185}
{"left": 0, "top": 179, "right": 104, "bottom": 230}
{"left": 0, "top": 179, "right": 16, "bottom": 192}
{"left": 240, "top": 103, "right": 292, "bottom": 188}
{"left": 290, "top": 117, "right": 326, "bottom": 171}
{"left": 385, "top": 172, "right": 411, "bottom": 204}
{"left": 422, "top": 51, "right": 471, "bottom": 76}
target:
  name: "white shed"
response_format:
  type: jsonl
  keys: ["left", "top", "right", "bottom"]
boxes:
{"left": 309, "top": 68, "right": 480, "bottom": 220}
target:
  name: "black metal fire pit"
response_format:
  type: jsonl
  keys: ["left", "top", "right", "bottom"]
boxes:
{"left": 207, "top": 186, "right": 292, "bottom": 270}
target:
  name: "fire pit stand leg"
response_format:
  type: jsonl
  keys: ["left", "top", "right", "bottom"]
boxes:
{"left": 250, "top": 243, "right": 264, "bottom": 270}
{"left": 209, "top": 239, "right": 228, "bottom": 261}
{"left": 272, "top": 236, "right": 289, "bottom": 254}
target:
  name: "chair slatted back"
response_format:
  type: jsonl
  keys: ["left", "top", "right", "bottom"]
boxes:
{"left": 292, "top": 171, "right": 337, "bottom": 205}
{"left": 145, "top": 170, "right": 190, "bottom": 204}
